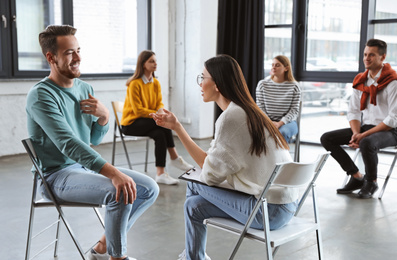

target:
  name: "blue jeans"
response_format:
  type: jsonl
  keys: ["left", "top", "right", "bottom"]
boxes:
{"left": 41, "top": 163, "right": 159, "bottom": 257}
{"left": 184, "top": 182, "right": 297, "bottom": 260}
{"left": 279, "top": 120, "right": 298, "bottom": 143}
{"left": 321, "top": 125, "right": 397, "bottom": 181}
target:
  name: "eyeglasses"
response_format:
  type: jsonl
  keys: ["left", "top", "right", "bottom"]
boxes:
{"left": 196, "top": 74, "right": 212, "bottom": 85}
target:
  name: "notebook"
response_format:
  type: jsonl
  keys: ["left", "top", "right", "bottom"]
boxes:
{"left": 179, "top": 167, "right": 234, "bottom": 190}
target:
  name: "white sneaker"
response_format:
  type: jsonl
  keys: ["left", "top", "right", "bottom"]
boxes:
{"left": 170, "top": 156, "right": 194, "bottom": 171}
{"left": 177, "top": 249, "right": 211, "bottom": 260}
{"left": 86, "top": 248, "right": 109, "bottom": 260}
{"left": 86, "top": 248, "right": 137, "bottom": 260}
{"left": 155, "top": 173, "right": 180, "bottom": 185}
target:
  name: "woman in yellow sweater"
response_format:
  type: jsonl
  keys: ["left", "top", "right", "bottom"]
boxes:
{"left": 121, "top": 50, "right": 193, "bottom": 185}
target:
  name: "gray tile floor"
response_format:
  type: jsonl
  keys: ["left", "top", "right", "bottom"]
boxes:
{"left": 1, "top": 139, "right": 397, "bottom": 260}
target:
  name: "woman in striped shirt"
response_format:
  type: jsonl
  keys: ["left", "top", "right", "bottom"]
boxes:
{"left": 256, "top": 55, "right": 301, "bottom": 142}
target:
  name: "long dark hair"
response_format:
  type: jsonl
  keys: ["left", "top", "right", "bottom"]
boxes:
{"left": 205, "top": 55, "right": 289, "bottom": 156}
{"left": 126, "top": 50, "right": 156, "bottom": 86}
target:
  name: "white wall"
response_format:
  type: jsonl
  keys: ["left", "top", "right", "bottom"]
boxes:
{"left": 166, "top": 0, "right": 218, "bottom": 138}
{"left": 0, "top": 0, "right": 218, "bottom": 157}
{"left": 0, "top": 79, "right": 127, "bottom": 156}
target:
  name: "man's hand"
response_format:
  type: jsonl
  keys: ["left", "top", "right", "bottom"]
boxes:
{"left": 100, "top": 163, "right": 137, "bottom": 204}
{"left": 80, "top": 94, "right": 109, "bottom": 125}
{"left": 111, "top": 171, "right": 137, "bottom": 204}
{"left": 349, "top": 132, "right": 366, "bottom": 149}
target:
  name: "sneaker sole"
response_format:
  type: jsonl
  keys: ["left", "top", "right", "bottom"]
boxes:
{"left": 336, "top": 189, "right": 357, "bottom": 194}
{"left": 155, "top": 180, "right": 179, "bottom": 185}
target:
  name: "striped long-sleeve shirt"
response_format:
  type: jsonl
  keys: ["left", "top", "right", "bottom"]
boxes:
{"left": 256, "top": 77, "right": 301, "bottom": 124}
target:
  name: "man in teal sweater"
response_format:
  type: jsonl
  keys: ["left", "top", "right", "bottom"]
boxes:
{"left": 26, "top": 25, "right": 159, "bottom": 260}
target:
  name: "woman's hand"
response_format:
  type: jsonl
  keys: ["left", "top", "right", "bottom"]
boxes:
{"left": 272, "top": 121, "right": 284, "bottom": 129}
{"left": 150, "top": 108, "right": 180, "bottom": 130}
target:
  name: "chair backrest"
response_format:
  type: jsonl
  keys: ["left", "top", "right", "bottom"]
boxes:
{"left": 257, "top": 153, "right": 329, "bottom": 203}
{"left": 272, "top": 155, "right": 321, "bottom": 187}
{"left": 22, "top": 138, "right": 61, "bottom": 204}
{"left": 22, "top": 138, "right": 44, "bottom": 179}
{"left": 111, "top": 101, "right": 124, "bottom": 128}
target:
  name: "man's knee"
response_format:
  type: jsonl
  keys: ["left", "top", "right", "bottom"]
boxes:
{"left": 144, "top": 180, "right": 160, "bottom": 202}
{"left": 359, "top": 137, "right": 377, "bottom": 153}
{"left": 320, "top": 131, "right": 332, "bottom": 147}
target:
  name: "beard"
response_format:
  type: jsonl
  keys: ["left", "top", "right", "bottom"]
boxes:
{"left": 55, "top": 61, "right": 81, "bottom": 79}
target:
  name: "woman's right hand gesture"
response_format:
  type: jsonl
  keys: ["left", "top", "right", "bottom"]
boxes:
{"left": 150, "top": 108, "right": 180, "bottom": 130}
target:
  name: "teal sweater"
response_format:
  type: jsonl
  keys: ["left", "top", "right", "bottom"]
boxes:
{"left": 26, "top": 77, "right": 108, "bottom": 175}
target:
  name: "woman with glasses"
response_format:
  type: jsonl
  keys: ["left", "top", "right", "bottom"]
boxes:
{"left": 121, "top": 50, "right": 193, "bottom": 185}
{"left": 151, "top": 55, "right": 298, "bottom": 260}
{"left": 256, "top": 55, "right": 301, "bottom": 143}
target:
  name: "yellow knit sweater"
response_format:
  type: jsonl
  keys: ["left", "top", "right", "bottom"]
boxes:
{"left": 121, "top": 77, "right": 164, "bottom": 126}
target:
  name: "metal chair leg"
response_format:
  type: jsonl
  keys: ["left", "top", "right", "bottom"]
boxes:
{"left": 312, "top": 186, "right": 323, "bottom": 259}
{"left": 54, "top": 214, "right": 61, "bottom": 257}
{"left": 120, "top": 135, "right": 133, "bottom": 169}
{"left": 378, "top": 152, "right": 397, "bottom": 199}
{"left": 144, "top": 139, "right": 149, "bottom": 172}
{"left": 111, "top": 121, "right": 118, "bottom": 166}
{"left": 25, "top": 203, "right": 35, "bottom": 260}
{"left": 56, "top": 207, "right": 87, "bottom": 259}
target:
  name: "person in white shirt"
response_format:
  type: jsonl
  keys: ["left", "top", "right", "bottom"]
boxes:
{"left": 151, "top": 55, "right": 296, "bottom": 260}
{"left": 321, "top": 39, "right": 397, "bottom": 199}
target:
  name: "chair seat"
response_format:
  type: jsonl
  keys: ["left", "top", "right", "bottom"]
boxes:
{"left": 205, "top": 216, "right": 319, "bottom": 247}
{"left": 120, "top": 135, "right": 151, "bottom": 141}
{"left": 35, "top": 197, "right": 103, "bottom": 208}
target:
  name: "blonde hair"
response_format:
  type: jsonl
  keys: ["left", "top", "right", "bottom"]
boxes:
{"left": 126, "top": 50, "right": 156, "bottom": 86}
{"left": 271, "top": 55, "right": 296, "bottom": 82}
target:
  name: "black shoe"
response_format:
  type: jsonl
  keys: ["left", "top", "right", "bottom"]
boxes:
{"left": 358, "top": 180, "right": 378, "bottom": 199}
{"left": 337, "top": 177, "right": 365, "bottom": 194}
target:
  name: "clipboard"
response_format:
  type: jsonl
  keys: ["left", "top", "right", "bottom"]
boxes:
{"left": 179, "top": 167, "right": 234, "bottom": 191}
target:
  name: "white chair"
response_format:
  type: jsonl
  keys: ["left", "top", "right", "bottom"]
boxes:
{"left": 22, "top": 138, "right": 105, "bottom": 260}
{"left": 204, "top": 152, "right": 330, "bottom": 260}
{"left": 341, "top": 147, "right": 397, "bottom": 199}
{"left": 111, "top": 101, "right": 151, "bottom": 171}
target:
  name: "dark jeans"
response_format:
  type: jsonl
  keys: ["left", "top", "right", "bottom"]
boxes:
{"left": 320, "top": 125, "right": 397, "bottom": 181}
{"left": 122, "top": 118, "right": 175, "bottom": 167}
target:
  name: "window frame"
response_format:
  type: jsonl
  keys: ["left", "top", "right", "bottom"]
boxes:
{"left": 0, "top": 0, "right": 151, "bottom": 79}
{"left": 292, "top": 0, "right": 366, "bottom": 83}
{"left": 278, "top": 0, "right": 397, "bottom": 84}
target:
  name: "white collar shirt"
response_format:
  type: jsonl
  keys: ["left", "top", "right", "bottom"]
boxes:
{"left": 142, "top": 75, "right": 153, "bottom": 84}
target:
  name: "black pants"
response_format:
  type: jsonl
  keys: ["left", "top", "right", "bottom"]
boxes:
{"left": 320, "top": 125, "right": 397, "bottom": 181}
{"left": 122, "top": 118, "right": 175, "bottom": 167}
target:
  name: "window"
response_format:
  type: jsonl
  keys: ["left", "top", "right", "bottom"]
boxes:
{"left": 264, "top": 0, "right": 397, "bottom": 144}
{"left": 264, "top": 0, "right": 293, "bottom": 76}
{"left": 0, "top": 0, "right": 150, "bottom": 79}
{"left": 14, "top": 0, "right": 62, "bottom": 74}
{"left": 372, "top": 0, "right": 397, "bottom": 70}
{"left": 306, "top": 0, "right": 361, "bottom": 72}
